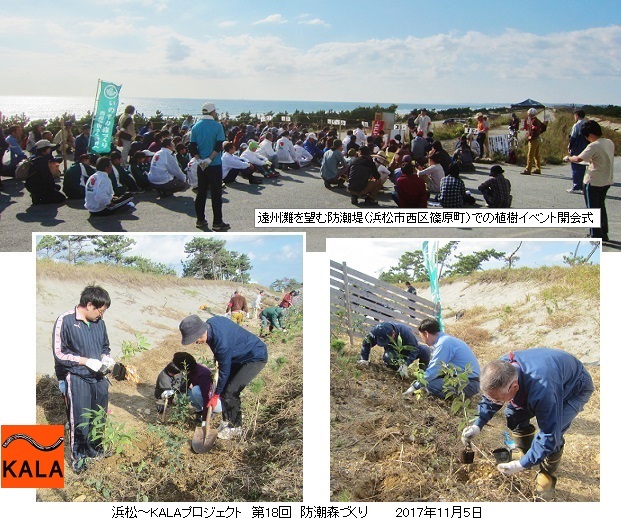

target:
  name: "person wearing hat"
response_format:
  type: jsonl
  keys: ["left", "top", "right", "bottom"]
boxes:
{"left": 188, "top": 102, "right": 230, "bottom": 230}
{"left": 178, "top": 314, "right": 268, "bottom": 440}
{"left": 478, "top": 165, "right": 512, "bottom": 208}
{"left": 24, "top": 139, "right": 67, "bottom": 205}
{"left": 372, "top": 151, "right": 391, "bottom": 183}
{"left": 357, "top": 321, "right": 430, "bottom": 376}
{"left": 303, "top": 132, "right": 324, "bottom": 165}
{"left": 521, "top": 108, "right": 544, "bottom": 175}
{"left": 461, "top": 348, "right": 594, "bottom": 500}
{"left": 241, "top": 140, "right": 279, "bottom": 178}
{"left": 413, "top": 318, "right": 480, "bottom": 398}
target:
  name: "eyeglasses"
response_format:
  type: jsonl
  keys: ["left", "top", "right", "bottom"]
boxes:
{"left": 96, "top": 307, "right": 106, "bottom": 317}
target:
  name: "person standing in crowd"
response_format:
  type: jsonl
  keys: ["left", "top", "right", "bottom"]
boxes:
{"left": 521, "top": 108, "right": 544, "bottom": 175}
{"left": 226, "top": 290, "right": 249, "bottom": 325}
{"left": 189, "top": 102, "right": 230, "bottom": 231}
{"left": 566, "top": 110, "right": 589, "bottom": 194}
{"left": 117, "top": 105, "right": 136, "bottom": 164}
{"left": 564, "top": 119, "right": 615, "bottom": 242}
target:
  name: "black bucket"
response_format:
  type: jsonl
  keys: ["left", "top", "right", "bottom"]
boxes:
{"left": 492, "top": 447, "right": 511, "bottom": 464}
{"left": 460, "top": 448, "right": 475, "bottom": 464}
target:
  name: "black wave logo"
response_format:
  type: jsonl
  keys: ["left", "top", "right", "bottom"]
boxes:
{"left": 2, "top": 434, "right": 64, "bottom": 452}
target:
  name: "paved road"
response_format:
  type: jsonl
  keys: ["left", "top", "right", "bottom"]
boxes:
{"left": 1, "top": 157, "right": 620, "bottom": 253}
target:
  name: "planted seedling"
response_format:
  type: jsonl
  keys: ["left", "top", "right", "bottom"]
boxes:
{"left": 442, "top": 363, "right": 477, "bottom": 463}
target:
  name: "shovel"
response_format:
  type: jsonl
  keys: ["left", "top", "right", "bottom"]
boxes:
{"left": 191, "top": 364, "right": 219, "bottom": 454}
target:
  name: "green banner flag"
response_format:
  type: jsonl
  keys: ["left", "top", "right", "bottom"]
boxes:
{"left": 422, "top": 241, "right": 444, "bottom": 330}
{"left": 90, "top": 80, "right": 122, "bottom": 154}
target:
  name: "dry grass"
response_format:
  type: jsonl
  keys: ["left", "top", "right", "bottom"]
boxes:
{"left": 35, "top": 264, "right": 302, "bottom": 503}
{"left": 331, "top": 268, "right": 600, "bottom": 502}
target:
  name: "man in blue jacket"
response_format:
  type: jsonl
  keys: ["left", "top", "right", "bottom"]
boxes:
{"left": 179, "top": 314, "right": 268, "bottom": 440}
{"left": 414, "top": 318, "right": 480, "bottom": 398}
{"left": 461, "top": 348, "right": 594, "bottom": 500}
{"left": 357, "top": 321, "right": 430, "bottom": 375}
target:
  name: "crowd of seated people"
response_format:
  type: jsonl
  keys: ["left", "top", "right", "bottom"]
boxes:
{"left": 1, "top": 113, "right": 511, "bottom": 210}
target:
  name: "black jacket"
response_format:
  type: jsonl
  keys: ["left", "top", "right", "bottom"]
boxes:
{"left": 348, "top": 155, "right": 379, "bottom": 193}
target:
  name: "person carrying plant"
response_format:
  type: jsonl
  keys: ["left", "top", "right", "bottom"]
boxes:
{"left": 259, "top": 306, "right": 287, "bottom": 336}
{"left": 413, "top": 318, "right": 480, "bottom": 398}
{"left": 461, "top": 348, "right": 594, "bottom": 501}
{"left": 52, "top": 285, "right": 116, "bottom": 473}
{"left": 357, "top": 321, "right": 430, "bottom": 376}
{"left": 178, "top": 314, "right": 268, "bottom": 440}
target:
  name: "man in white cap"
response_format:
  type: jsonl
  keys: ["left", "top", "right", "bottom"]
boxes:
{"left": 188, "top": 102, "right": 230, "bottom": 231}
{"left": 302, "top": 132, "right": 323, "bottom": 165}
{"left": 521, "top": 108, "right": 544, "bottom": 175}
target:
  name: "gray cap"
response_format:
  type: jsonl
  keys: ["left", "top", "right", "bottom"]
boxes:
{"left": 179, "top": 315, "right": 207, "bottom": 345}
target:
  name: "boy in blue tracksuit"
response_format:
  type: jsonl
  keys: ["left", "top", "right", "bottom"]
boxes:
{"left": 53, "top": 285, "right": 113, "bottom": 473}
{"left": 357, "top": 321, "right": 430, "bottom": 374}
{"left": 461, "top": 348, "right": 594, "bottom": 500}
{"left": 179, "top": 314, "right": 268, "bottom": 440}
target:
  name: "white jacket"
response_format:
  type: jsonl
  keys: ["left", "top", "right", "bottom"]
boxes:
{"left": 84, "top": 171, "right": 113, "bottom": 212}
{"left": 257, "top": 139, "right": 277, "bottom": 158}
{"left": 241, "top": 149, "right": 269, "bottom": 166}
{"left": 147, "top": 147, "right": 186, "bottom": 185}
{"left": 222, "top": 152, "right": 251, "bottom": 177}
{"left": 277, "top": 136, "right": 296, "bottom": 164}
{"left": 294, "top": 145, "right": 313, "bottom": 167}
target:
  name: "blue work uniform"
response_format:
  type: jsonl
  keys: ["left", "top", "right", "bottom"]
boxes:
{"left": 474, "top": 348, "right": 594, "bottom": 468}
{"left": 361, "top": 322, "right": 430, "bottom": 369}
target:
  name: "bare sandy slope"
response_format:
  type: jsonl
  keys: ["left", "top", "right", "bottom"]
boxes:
{"left": 36, "top": 276, "right": 279, "bottom": 375}
{"left": 415, "top": 278, "right": 599, "bottom": 365}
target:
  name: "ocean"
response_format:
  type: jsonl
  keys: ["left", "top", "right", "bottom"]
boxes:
{"left": 0, "top": 95, "right": 511, "bottom": 122}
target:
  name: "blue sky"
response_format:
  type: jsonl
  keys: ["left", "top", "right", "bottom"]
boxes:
{"left": 327, "top": 239, "right": 600, "bottom": 278}
{"left": 125, "top": 234, "right": 303, "bottom": 286}
{"left": 2, "top": 0, "right": 620, "bottom": 104}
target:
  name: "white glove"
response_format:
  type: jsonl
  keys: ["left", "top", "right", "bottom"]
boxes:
{"left": 161, "top": 390, "right": 175, "bottom": 399}
{"left": 282, "top": 328, "right": 287, "bottom": 333}
{"left": 101, "top": 355, "right": 115, "bottom": 368}
{"left": 357, "top": 359, "right": 369, "bottom": 367}
{"left": 562, "top": 155, "right": 570, "bottom": 162}
{"left": 461, "top": 425, "right": 481, "bottom": 446}
{"left": 199, "top": 158, "right": 212, "bottom": 168}
{"left": 497, "top": 460, "right": 525, "bottom": 475}
{"left": 85, "top": 358, "right": 103, "bottom": 372}
{"left": 397, "top": 363, "right": 408, "bottom": 377}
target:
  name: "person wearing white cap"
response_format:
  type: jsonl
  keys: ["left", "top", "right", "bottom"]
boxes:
{"left": 188, "top": 102, "right": 230, "bottom": 231}
{"left": 521, "top": 108, "right": 544, "bottom": 175}
{"left": 302, "top": 132, "right": 323, "bottom": 165}
{"left": 24, "top": 140, "right": 67, "bottom": 205}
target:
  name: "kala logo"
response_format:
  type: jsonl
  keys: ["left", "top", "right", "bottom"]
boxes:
{"left": 1, "top": 425, "right": 65, "bottom": 488}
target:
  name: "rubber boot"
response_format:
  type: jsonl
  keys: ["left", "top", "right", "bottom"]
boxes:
{"left": 510, "top": 424, "right": 536, "bottom": 461}
{"left": 535, "top": 447, "right": 563, "bottom": 501}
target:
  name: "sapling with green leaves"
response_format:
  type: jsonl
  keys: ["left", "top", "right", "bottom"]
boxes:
{"left": 389, "top": 333, "right": 415, "bottom": 378}
{"left": 442, "top": 362, "right": 478, "bottom": 432}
